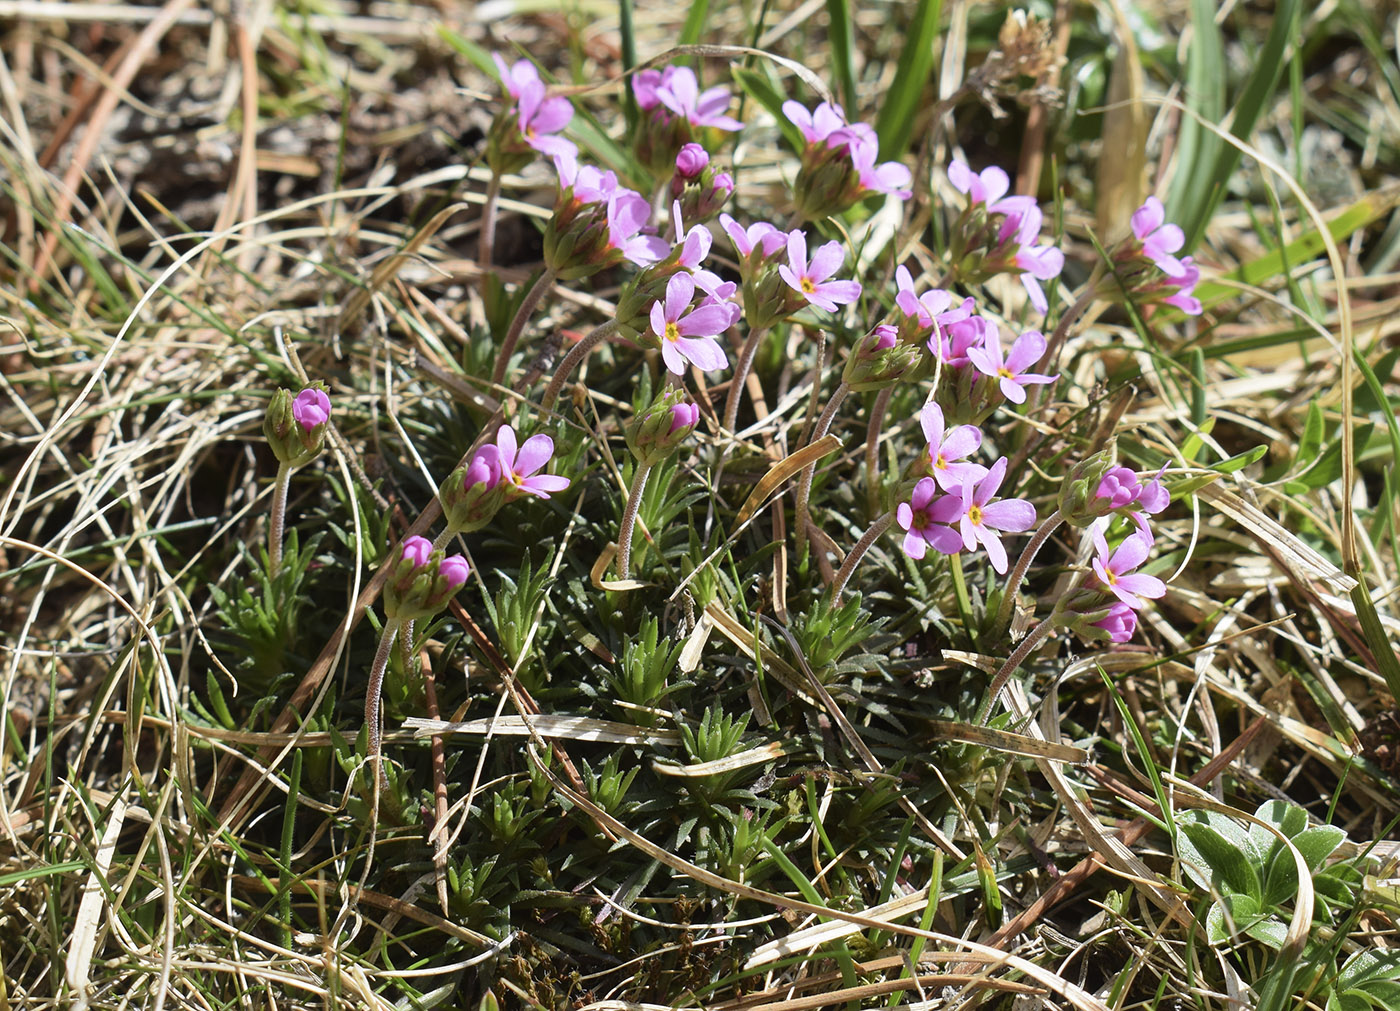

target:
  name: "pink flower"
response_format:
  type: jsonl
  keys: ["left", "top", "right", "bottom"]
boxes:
{"left": 515, "top": 79, "right": 576, "bottom": 160}
{"left": 720, "top": 214, "right": 787, "bottom": 259}
{"left": 896, "top": 477, "right": 963, "bottom": 560}
{"left": 654, "top": 67, "right": 742, "bottom": 131}
{"left": 1091, "top": 523, "right": 1166, "bottom": 609}
{"left": 849, "top": 133, "right": 911, "bottom": 199}
{"left": 401, "top": 535, "right": 433, "bottom": 568}
{"left": 438, "top": 554, "right": 471, "bottom": 588}
{"left": 649, "top": 273, "right": 733, "bottom": 375}
{"left": 1161, "top": 256, "right": 1203, "bottom": 315}
{"left": 948, "top": 160, "right": 1011, "bottom": 205}
{"left": 496, "top": 426, "right": 571, "bottom": 499}
{"left": 1092, "top": 601, "right": 1139, "bottom": 643}
{"left": 492, "top": 54, "right": 540, "bottom": 99}
{"left": 675, "top": 142, "right": 709, "bottom": 178}
{"left": 920, "top": 403, "right": 986, "bottom": 492}
{"left": 1130, "top": 197, "right": 1186, "bottom": 276}
{"left": 966, "top": 327, "right": 1057, "bottom": 404}
{"left": 939, "top": 457, "right": 1037, "bottom": 574}
{"left": 607, "top": 189, "right": 669, "bottom": 267}
{"left": 777, "top": 232, "right": 862, "bottom": 312}
{"left": 632, "top": 68, "right": 663, "bottom": 109}
{"left": 782, "top": 100, "right": 849, "bottom": 144}
{"left": 996, "top": 202, "right": 1064, "bottom": 314}
{"left": 668, "top": 202, "right": 712, "bottom": 269}
{"left": 292, "top": 388, "right": 330, "bottom": 432}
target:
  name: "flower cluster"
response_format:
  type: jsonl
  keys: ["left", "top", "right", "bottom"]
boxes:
{"left": 632, "top": 66, "right": 742, "bottom": 175}
{"left": 383, "top": 536, "right": 471, "bottom": 623}
{"left": 441, "top": 425, "right": 571, "bottom": 534}
{"left": 946, "top": 160, "right": 1064, "bottom": 314}
{"left": 1111, "top": 196, "right": 1203, "bottom": 315}
{"left": 783, "top": 100, "right": 912, "bottom": 221}
{"left": 544, "top": 154, "right": 668, "bottom": 279}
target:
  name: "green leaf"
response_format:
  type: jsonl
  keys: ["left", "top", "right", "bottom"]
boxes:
{"left": 1339, "top": 949, "right": 1400, "bottom": 989}
{"left": 873, "top": 0, "right": 941, "bottom": 159}
{"left": 732, "top": 66, "right": 805, "bottom": 154}
{"left": 1165, "top": 0, "right": 1224, "bottom": 241}
{"left": 1180, "top": 819, "right": 1262, "bottom": 901}
{"left": 1206, "top": 891, "right": 1260, "bottom": 944}
{"left": 1297, "top": 401, "right": 1325, "bottom": 470}
{"left": 678, "top": 0, "right": 711, "bottom": 45}
{"left": 1292, "top": 824, "right": 1346, "bottom": 871}
{"left": 1244, "top": 915, "right": 1289, "bottom": 950}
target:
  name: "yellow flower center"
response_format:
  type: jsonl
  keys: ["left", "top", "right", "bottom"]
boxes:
{"left": 967, "top": 504, "right": 983, "bottom": 526}
{"left": 997, "top": 366, "right": 1014, "bottom": 380}
{"left": 800, "top": 277, "right": 816, "bottom": 294}
{"left": 664, "top": 322, "right": 681, "bottom": 343}
{"left": 934, "top": 452, "right": 947, "bottom": 471}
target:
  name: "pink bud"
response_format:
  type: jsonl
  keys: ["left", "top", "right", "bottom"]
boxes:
{"left": 401, "top": 535, "right": 433, "bottom": 568}
{"left": 872, "top": 324, "right": 897, "bottom": 351}
{"left": 711, "top": 171, "right": 734, "bottom": 196}
{"left": 438, "top": 554, "right": 471, "bottom": 588}
{"left": 292, "top": 388, "right": 330, "bottom": 432}
{"left": 464, "top": 445, "right": 502, "bottom": 490}
{"left": 669, "top": 402, "right": 700, "bottom": 434}
{"left": 675, "top": 143, "right": 709, "bottom": 179}
{"left": 1092, "top": 602, "right": 1138, "bottom": 643}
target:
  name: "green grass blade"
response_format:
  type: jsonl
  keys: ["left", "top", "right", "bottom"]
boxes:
{"left": 873, "top": 0, "right": 941, "bottom": 160}
{"left": 1165, "top": 0, "right": 1224, "bottom": 239}
{"left": 679, "top": 0, "right": 712, "bottom": 47}
{"left": 825, "top": 0, "right": 858, "bottom": 114}
{"left": 618, "top": 0, "right": 638, "bottom": 128}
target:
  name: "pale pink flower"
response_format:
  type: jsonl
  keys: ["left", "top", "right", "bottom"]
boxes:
{"left": 1092, "top": 602, "right": 1139, "bottom": 642}
{"left": 675, "top": 143, "right": 709, "bottom": 178}
{"left": 650, "top": 273, "right": 732, "bottom": 375}
{"left": 948, "top": 160, "right": 1011, "bottom": 205}
{"left": 782, "top": 100, "right": 849, "bottom": 144}
{"left": 654, "top": 66, "right": 742, "bottom": 131}
{"left": 920, "top": 403, "right": 987, "bottom": 492}
{"left": 967, "top": 327, "right": 1057, "bottom": 404}
{"left": 720, "top": 214, "right": 787, "bottom": 259}
{"left": 1130, "top": 197, "right": 1187, "bottom": 275}
{"left": 496, "top": 426, "right": 571, "bottom": 499}
{"left": 1091, "top": 522, "right": 1166, "bottom": 609}
{"left": 777, "top": 232, "right": 861, "bottom": 312}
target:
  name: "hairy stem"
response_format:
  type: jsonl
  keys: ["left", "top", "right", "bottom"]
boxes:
{"left": 831, "top": 510, "right": 894, "bottom": 604}
{"left": 477, "top": 173, "right": 502, "bottom": 298}
{"left": 615, "top": 460, "right": 654, "bottom": 579}
{"left": 975, "top": 615, "right": 1056, "bottom": 726}
{"left": 365, "top": 618, "right": 400, "bottom": 790}
{"left": 268, "top": 461, "right": 292, "bottom": 576}
{"left": 795, "top": 381, "right": 850, "bottom": 545}
{"left": 864, "top": 385, "right": 895, "bottom": 518}
{"left": 490, "top": 267, "right": 557, "bottom": 388}
{"left": 539, "top": 321, "right": 618, "bottom": 413}
{"left": 992, "top": 508, "right": 1065, "bottom": 635}
{"left": 722, "top": 325, "right": 770, "bottom": 434}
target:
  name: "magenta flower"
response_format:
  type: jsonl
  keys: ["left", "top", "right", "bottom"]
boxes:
{"left": 463, "top": 444, "right": 502, "bottom": 491}
{"left": 967, "top": 327, "right": 1057, "bottom": 404}
{"left": 948, "top": 160, "right": 1011, "bottom": 205}
{"left": 292, "top": 388, "right": 330, "bottom": 432}
{"left": 1161, "top": 256, "right": 1203, "bottom": 315}
{"left": 669, "top": 401, "right": 701, "bottom": 433}
{"left": 654, "top": 66, "right": 742, "bottom": 131}
{"left": 920, "top": 403, "right": 986, "bottom": 492}
{"left": 515, "top": 79, "right": 576, "bottom": 160}
{"left": 607, "top": 189, "right": 669, "bottom": 267}
{"left": 496, "top": 426, "right": 571, "bottom": 499}
{"left": 1091, "top": 523, "right": 1166, "bottom": 609}
{"left": 632, "top": 68, "right": 663, "bottom": 110}
{"left": 650, "top": 273, "right": 732, "bottom": 375}
{"left": 940, "top": 457, "right": 1037, "bottom": 574}
{"left": 438, "top": 554, "right": 471, "bottom": 588}
{"left": 896, "top": 477, "right": 963, "bottom": 560}
{"left": 996, "top": 201, "right": 1064, "bottom": 314}
{"left": 1130, "top": 197, "right": 1186, "bottom": 275}
{"left": 1096, "top": 465, "right": 1169, "bottom": 515}
{"left": 675, "top": 142, "right": 709, "bottom": 178}
{"left": 777, "top": 232, "right": 861, "bottom": 312}
{"left": 782, "top": 100, "right": 849, "bottom": 144}
{"left": 849, "top": 133, "right": 912, "bottom": 199}
{"left": 401, "top": 535, "right": 433, "bottom": 568}
{"left": 1092, "top": 601, "right": 1139, "bottom": 643}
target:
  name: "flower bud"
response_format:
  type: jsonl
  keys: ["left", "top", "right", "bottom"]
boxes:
{"left": 264, "top": 385, "right": 330, "bottom": 466}
{"left": 675, "top": 143, "right": 709, "bottom": 179}
{"left": 440, "top": 445, "right": 508, "bottom": 534}
{"left": 792, "top": 145, "right": 862, "bottom": 222}
{"left": 1057, "top": 445, "right": 1120, "bottom": 527}
{"left": 485, "top": 107, "right": 538, "bottom": 177}
{"left": 626, "top": 386, "right": 701, "bottom": 465}
{"left": 384, "top": 536, "right": 470, "bottom": 622}
{"left": 1053, "top": 593, "right": 1139, "bottom": 644}
{"left": 841, "top": 325, "right": 924, "bottom": 392}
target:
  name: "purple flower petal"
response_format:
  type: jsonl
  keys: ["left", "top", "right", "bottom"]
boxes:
{"left": 806, "top": 240, "right": 846, "bottom": 283}
{"left": 664, "top": 272, "right": 696, "bottom": 321}
{"left": 513, "top": 434, "right": 555, "bottom": 479}
{"left": 676, "top": 302, "right": 735, "bottom": 338}
{"left": 496, "top": 425, "right": 519, "bottom": 470}
{"left": 980, "top": 498, "right": 1036, "bottom": 532}
{"left": 1004, "top": 331, "right": 1047, "bottom": 373}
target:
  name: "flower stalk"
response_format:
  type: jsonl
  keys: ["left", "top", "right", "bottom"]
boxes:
{"left": 268, "top": 461, "right": 291, "bottom": 575}
{"left": 831, "top": 509, "right": 894, "bottom": 603}
{"left": 974, "top": 614, "right": 1057, "bottom": 726}
{"left": 540, "top": 321, "right": 619, "bottom": 413}
{"left": 795, "top": 380, "right": 850, "bottom": 543}
{"left": 491, "top": 267, "right": 558, "bottom": 388}
{"left": 364, "top": 617, "right": 401, "bottom": 788}
{"left": 722, "top": 325, "right": 769, "bottom": 434}
{"left": 991, "top": 508, "right": 1064, "bottom": 635}
{"left": 616, "top": 461, "right": 654, "bottom": 579}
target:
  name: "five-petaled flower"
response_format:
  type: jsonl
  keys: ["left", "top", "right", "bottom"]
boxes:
{"left": 1130, "top": 197, "right": 1187, "bottom": 276}
{"left": 1091, "top": 522, "right": 1167, "bottom": 609}
{"left": 967, "top": 326, "right": 1057, "bottom": 404}
{"left": 777, "top": 232, "right": 861, "bottom": 312}
{"left": 495, "top": 426, "right": 572, "bottom": 499}
{"left": 292, "top": 388, "right": 330, "bottom": 432}
{"left": 940, "top": 457, "right": 1038, "bottom": 574}
{"left": 649, "top": 273, "right": 734, "bottom": 375}
{"left": 896, "top": 477, "right": 963, "bottom": 560}
{"left": 920, "top": 403, "right": 986, "bottom": 492}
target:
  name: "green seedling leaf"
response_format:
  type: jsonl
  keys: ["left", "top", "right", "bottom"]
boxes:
{"left": 1244, "top": 914, "right": 1289, "bottom": 950}
{"left": 1206, "top": 891, "right": 1260, "bottom": 945}
{"left": 1297, "top": 401, "right": 1326, "bottom": 470}
{"left": 1292, "top": 825, "right": 1347, "bottom": 871}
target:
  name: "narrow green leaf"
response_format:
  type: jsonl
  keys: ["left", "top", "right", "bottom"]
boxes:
{"left": 825, "top": 0, "right": 858, "bottom": 115}
{"left": 679, "top": 0, "right": 712, "bottom": 46}
{"left": 874, "top": 0, "right": 941, "bottom": 159}
{"left": 1165, "top": 0, "right": 1224, "bottom": 238}
{"left": 1297, "top": 401, "right": 1325, "bottom": 470}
